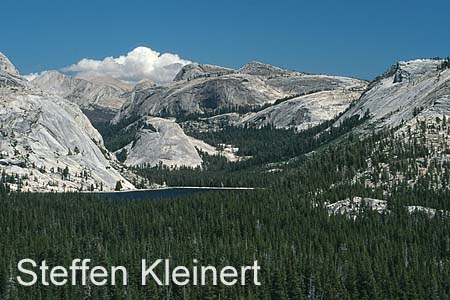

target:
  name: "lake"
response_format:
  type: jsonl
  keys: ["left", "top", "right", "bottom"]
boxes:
{"left": 94, "top": 187, "right": 255, "bottom": 200}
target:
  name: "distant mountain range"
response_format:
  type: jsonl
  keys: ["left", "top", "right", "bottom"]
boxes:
{"left": 109, "top": 61, "right": 366, "bottom": 168}
{"left": 1, "top": 50, "right": 449, "bottom": 192}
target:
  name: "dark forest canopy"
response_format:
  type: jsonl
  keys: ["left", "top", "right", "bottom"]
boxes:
{"left": 1, "top": 184, "right": 449, "bottom": 299}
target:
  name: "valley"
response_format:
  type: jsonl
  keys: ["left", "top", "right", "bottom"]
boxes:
{"left": 1, "top": 49, "right": 450, "bottom": 298}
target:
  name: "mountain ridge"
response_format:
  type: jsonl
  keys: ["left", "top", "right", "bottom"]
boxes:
{"left": 31, "top": 70, "right": 131, "bottom": 113}
{"left": 3, "top": 50, "right": 450, "bottom": 190}
{"left": 0, "top": 52, "right": 19, "bottom": 75}
{"left": 113, "top": 61, "right": 367, "bottom": 124}
{"left": 336, "top": 58, "right": 450, "bottom": 131}
{"left": 0, "top": 53, "right": 134, "bottom": 192}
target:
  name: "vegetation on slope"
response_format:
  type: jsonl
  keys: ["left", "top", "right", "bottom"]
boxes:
{"left": 1, "top": 175, "right": 449, "bottom": 299}
{"left": 1, "top": 111, "right": 450, "bottom": 299}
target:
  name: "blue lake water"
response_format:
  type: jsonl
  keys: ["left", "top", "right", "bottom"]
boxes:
{"left": 95, "top": 187, "right": 252, "bottom": 200}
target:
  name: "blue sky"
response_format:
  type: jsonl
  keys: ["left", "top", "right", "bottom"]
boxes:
{"left": 3, "top": 0, "right": 450, "bottom": 80}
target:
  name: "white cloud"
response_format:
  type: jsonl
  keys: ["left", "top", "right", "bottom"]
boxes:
{"left": 62, "top": 46, "right": 191, "bottom": 85}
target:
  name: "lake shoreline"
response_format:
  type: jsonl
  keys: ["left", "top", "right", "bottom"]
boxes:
{"left": 90, "top": 186, "right": 259, "bottom": 200}
{"left": 90, "top": 186, "right": 258, "bottom": 194}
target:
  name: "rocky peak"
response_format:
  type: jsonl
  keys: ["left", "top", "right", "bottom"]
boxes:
{"left": 75, "top": 74, "right": 132, "bottom": 91}
{"left": 382, "top": 59, "right": 444, "bottom": 84}
{"left": 174, "top": 63, "right": 235, "bottom": 81}
{"left": 40, "top": 69, "right": 66, "bottom": 79}
{"left": 0, "top": 79, "right": 134, "bottom": 192}
{"left": 31, "top": 70, "right": 129, "bottom": 113}
{"left": 239, "top": 61, "right": 302, "bottom": 77}
{"left": 133, "top": 79, "right": 157, "bottom": 92}
{"left": 0, "top": 52, "right": 20, "bottom": 76}
{"left": 336, "top": 58, "right": 450, "bottom": 131}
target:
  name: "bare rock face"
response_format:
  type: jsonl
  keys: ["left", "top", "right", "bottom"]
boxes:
{"left": 327, "top": 197, "right": 447, "bottom": 219}
{"left": 174, "top": 63, "right": 235, "bottom": 81}
{"left": 132, "top": 79, "right": 157, "bottom": 92}
{"left": 116, "top": 116, "right": 240, "bottom": 168}
{"left": 77, "top": 74, "right": 133, "bottom": 91}
{"left": 239, "top": 61, "right": 301, "bottom": 77}
{"left": 108, "top": 61, "right": 367, "bottom": 169}
{"left": 336, "top": 59, "right": 450, "bottom": 131}
{"left": 113, "top": 115, "right": 242, "bottom": 168}
{"left": 0, "top": 70, "right": 24, "bottom": 88}
{"left": 113, "top": 73, "right": 284, "bottom": 122}
{"left": 240, "top": 89, "right": 363, "bottom": 130}
{"left": 115, "top": 117, "right": 203, "bottom": 168}
{"left": 0, "top": 52, "right": 19, "bottom": 76}
{"left": 179, "top": 77, "right": 366, "bottom": 132}
{"left": 327, "top": 197, "right": 388, "bottom": 218}
{"left": 31, "top": 70, "right": 131, "bottom": 112}
{"left": 0, "top": 54, "right": 134, "bottom": 192}
{"left": 113, "top": 62, "right": 367, "bottom": 124}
